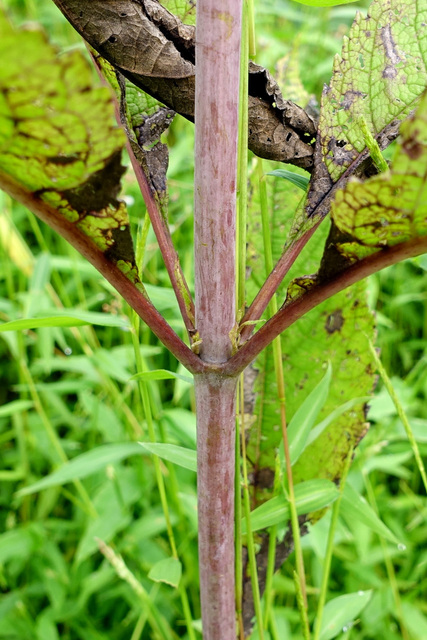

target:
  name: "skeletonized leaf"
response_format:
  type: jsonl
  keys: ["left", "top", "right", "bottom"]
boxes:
{"left": 160, "top": 0, "right": 197, "bottom": 25}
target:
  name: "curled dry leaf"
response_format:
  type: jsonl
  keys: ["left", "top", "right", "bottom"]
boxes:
{"left": 52, "top": 0, "right": 317, "bottom": 169}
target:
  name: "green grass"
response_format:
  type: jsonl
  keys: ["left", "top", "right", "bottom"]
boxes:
{"left": 1, "top": 1, "right": 426, "bottom": 639}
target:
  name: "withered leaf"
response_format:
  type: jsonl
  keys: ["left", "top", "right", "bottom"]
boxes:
{"left": 52, "top": 0, "right": 317, "bottom": 169}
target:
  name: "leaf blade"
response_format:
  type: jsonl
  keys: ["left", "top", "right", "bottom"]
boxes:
{"left": 16, "top": 443, "right": 144, "bottom": 496}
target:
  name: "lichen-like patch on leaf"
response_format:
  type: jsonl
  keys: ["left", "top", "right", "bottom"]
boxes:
{"left": 331, "top": 89, "right": 427, "bottom": 258}
{"left": 320, "top": 0, "right": 427, "bottom": 184}
{"left": 0, "top": 12, "right": 141, "bottom": 286}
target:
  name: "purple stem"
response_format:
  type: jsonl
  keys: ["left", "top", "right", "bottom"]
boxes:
{"left": 128, "top": 149, "right": 197, "bottom": 338}
{"left": 0, "top": 170, "right": 205, "bottom": 375}
{"left": 239, "top": 221, "right": 321, "bottom": 343}
{"left": 193, "top": 0, "right": 242, "bottom": 637}
{"left": 225, "top": 234, "right": 427, "bottom": 376}
{"left": 195, "top": 373, "right": 238, "bottom": 640}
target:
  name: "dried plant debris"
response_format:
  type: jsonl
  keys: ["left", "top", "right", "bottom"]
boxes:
{"left": 135, "top": 107, "right": 175, "bottom": 196}
{"left": 52, "top": 0, "right": 317, "bottom": 168}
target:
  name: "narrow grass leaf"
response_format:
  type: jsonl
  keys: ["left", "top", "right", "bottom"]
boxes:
{"left": 242, "top": 479, "right": 339, "bottom": 534}
{"left": 16, "top": 443, "right": 143, "bottom": 496}
{"left": 284, "top": 363, "right": 332, "bottom": 467}
{"left": 340, "top": 483, "right": 399, "bottom": 543}
{"left": 148, "top": 557, "right": 182, "bottom": 588}
{"left": 318, "top": 590, "right": 372, "bottom": 640}
{"left": 139, "top": 443, "right": 197, "bottom": 472}
{"left": 0, "top": 311, "right": 130, "bottom": 332}
{"left": 266, "top": 169, "right": 309, "bottom": 191}
{"left": 0, "top": 399, "right": 33, "bottom": 417}
{"left": 130, "top": 369, "right": 193, "bottom": 384}
{"left": 368, "top": 339, "right": 427, "bottom": 493}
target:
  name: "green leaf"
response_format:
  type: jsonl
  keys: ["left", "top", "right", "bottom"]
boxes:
{"left": 285, "top": 362, "right": 332, "bottom": 467}
{"left": 0, "top": 311, "right": 130, "bottom": 332}
{"left": 319, "top": 0, "right": 427, "bottom": 183}
{"left": 160, "top": 0, "right": 197, "bottom": 25}
{"left": 331, "top": 90, "right": 427, "bottom": 257}
{"left": 0, "top": 11, "right": 143, "bottom": 290}
{"left": 139, "top": 443, "right": 197, "bottom": 473}
{"left": 266, "top": 169, "right": 310, "bottom": 192}
{"left": 340, "top": 483, "right": 399, "bottom": 543}
{"left": 76, "top": 467, "right": 140, "bottom": 563}
{"left": 0, "top": 525, "right": 42, "bottom": 564}
{"left": 307, "top": 396, "right": 371, "bottom": 447}
{"left": 16, "top": 443, "right": 144, "bottom": 496}
{"left": 130, "top": 369, "right": 193, "bottom": 384}
{"left": 148, "top": 557, "right": 182, "bottom": 588}
{"left": 318, "top": 590, "right": 373, "bottom": 640}
{"left": 245, "top": 166, "right": 375, "bottom": 511}
{"left": 0, "top": 399, "right": 33, "bottom": 417}
{"left": 291, "top": 0, "right": 357, "bottom": 6}
{"left": 242, "top": 479, "right": 339, "bottom": 534}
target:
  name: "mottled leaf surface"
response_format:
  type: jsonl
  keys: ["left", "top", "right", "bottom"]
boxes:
{"left": 331, "top": 89, "right": 427, "bottom": 259}
{"left": 319, "top": 0, "right": 426, "bottom": 184}
{"left": 245, "top": 170, "right": 375, "bottom": 507}
{"left": 95, "top": 54, "right": 174, "bottom": 208}
{"left": 160, "top": 0, "right": 196, "bottom": 25}
{"left": 0, "top": 12, "right": 141, "bottom": 287}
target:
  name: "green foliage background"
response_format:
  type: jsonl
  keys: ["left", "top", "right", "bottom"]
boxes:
{"left": 0, "top": 1, "right": 426, "bottom": 639}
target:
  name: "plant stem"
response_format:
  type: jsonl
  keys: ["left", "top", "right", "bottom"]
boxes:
{"left": 239, "top": 377, "right": 265, "bottom": 639}
{"left": 239, "top": 223, "right": 320, "bottom": 343}
{"left": 225, "top": 234, "right": 427, "bottom": 375}
{"left": 0, "top": 169, "right": 205, "bottom": 374}
{"left": 235, "top": 419, "right": 245, "bottom": 640}
{"left": 128, "top": 149, "right": 197, "bottom": 341}
{"left": 313, "top": 446, "right": 353, "bottom": 640}
{"left": 195, "top": 373, "right": 238, "bottom": 640}
{"left": 236, "top": 0, "right": 249, "bottom": 316}
{"left": 368, "top": 339, "right": 427, "bottom": 493}
{"left": 193, "top": 0, "right": 241, "bottom": 636}
{"left": 257, "top": 159, "right": 309, "bottom": 628}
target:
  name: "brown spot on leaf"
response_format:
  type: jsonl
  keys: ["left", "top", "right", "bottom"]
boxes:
{"left": 327, "top": 137, "right": 358, "bottom": 167}
{"left": 341, "top": 90, "right": 365, "bottom": 110}
{"left": 325, "top": 309, "right": 344, "bottom": 334}
{"left": 254, "top": 467, "right": 275, "bottom": 490}
{"left": 402, "top": 133, "right": 424, "bottom": 159}
{"left": 104, "top": 224, "right": 135, "bottom": 263}
{"left": 63, "top": 151, "right": 125, "bottom": 212}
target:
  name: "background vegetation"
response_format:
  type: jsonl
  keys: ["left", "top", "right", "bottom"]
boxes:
{"left": 0, "top": 1, "right": 426, "bottom": 638}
